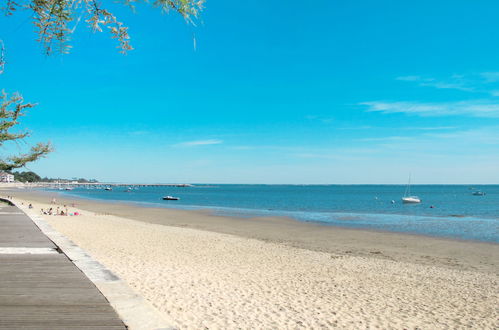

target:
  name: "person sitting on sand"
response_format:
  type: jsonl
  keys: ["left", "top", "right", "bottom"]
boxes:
{"left": 28, "top": 204, "right": 33, "bottom": 209}
{"left": 60, "top": 210, "right": 65, "bottom": 216}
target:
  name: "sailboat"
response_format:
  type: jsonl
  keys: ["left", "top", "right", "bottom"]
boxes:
{"left": 402, "top": 175, "right": 421, "bottom": 204}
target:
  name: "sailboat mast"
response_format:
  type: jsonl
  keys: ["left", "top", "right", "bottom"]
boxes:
{"left": 404, "top": 174, "right": 411, "bottom": 197}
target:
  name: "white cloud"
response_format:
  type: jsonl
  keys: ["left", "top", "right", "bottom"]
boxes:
{"left": 305, "top": 115, "right": 335, "bottom": 124}
{"left": 293, "top": 127, "right": 499, "bottom": 159}
{"left": 174, "top": 139, "right": 223, "bottom": 147}
{"left": 425, "top": 127, "right": 499, "bottom": 145}
{"left": 337, "top": 125, "right": 455, "bottom": 131}
{"left": 403, "top": 126, "right": 457, "bottom": 131}
{"left": 397, "top": 72, "right": 499, "bottom": 95}
{"left": 480, "top": 72, "right": 499, "bottom": 83}
{"left": 356, "top": 136, "right": 410, "bottom": 142}
{"left": 361, "top": 100, "right": 499, "bottom": 118}
{"left": 292, "top": 152, "right": 371, "bottom": 161}
{"left": 396, "top": 75, "right": 472, "bottom": 91}
{"left": 396, "top": 76, "right": 422, "bottom": 82}
{"left": 129, "top": 130, "right": 149, "bottom": 136}
{"left": 337, "top": 125, "right": 373, "bottom": 130}
{"left": 420, "top": 81, "right": 472, "bottom": 91}
{"left": 228, "top": 146, "right": 256, "bottom": 150}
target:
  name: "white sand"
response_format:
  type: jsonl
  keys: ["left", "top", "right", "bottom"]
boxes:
{"left": 12, "top": 197, "right": 499, "bottom": 329}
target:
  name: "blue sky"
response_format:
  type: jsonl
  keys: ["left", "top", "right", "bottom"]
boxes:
{"left": 1, "top": 0, "right": 499, "bottom": 183}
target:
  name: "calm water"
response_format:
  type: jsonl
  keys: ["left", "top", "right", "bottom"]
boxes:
{"left": 54, "top": 184, "right": 499, "bottom": 243}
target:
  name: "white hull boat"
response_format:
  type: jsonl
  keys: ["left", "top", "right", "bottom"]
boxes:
{"left": 402, "top": 175, "right": 421, "bottom": 204}
{"left": 402, "top": 196, "right": 421, "bottom": 203}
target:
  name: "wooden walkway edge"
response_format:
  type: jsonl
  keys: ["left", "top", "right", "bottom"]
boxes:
{"left": 0, "top": 198, "right": 175, "bottom": 330}
{"left": 0, "top": 200, "right": 126, "bottom": 329}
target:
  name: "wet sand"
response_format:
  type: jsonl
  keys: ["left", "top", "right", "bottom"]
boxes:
{"left": 6, "top": 188, "right": 498, "bottom": 273}
{"left": 3, "top": 188, "right": 498, "bottom": 329}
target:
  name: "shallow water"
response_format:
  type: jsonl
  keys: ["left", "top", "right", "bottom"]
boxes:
{"left": 54, "top": 184, "right": 499, "bottom": 242}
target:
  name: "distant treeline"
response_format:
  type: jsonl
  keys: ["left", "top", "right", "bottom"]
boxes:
{"left": 12, "top": 171, "right": 99, "bottom": 183}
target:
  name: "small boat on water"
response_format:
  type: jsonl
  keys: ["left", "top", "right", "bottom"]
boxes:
{"left": 472, "top": 191, "right": 486, "bottom": 196}
{"left": 105, "top": 187, "right": 112, "bottom": 191}
{"left": 402, "top": 196, "right": 422, "bottom": 203}
{"left": 402, "top": 175, "right": 421, "bottom": 204}
{"left": 163, "top": 196, "right": 180, "bottom": 201}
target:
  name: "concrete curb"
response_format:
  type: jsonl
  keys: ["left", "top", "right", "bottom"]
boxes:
{"left": 13, "top": 200, "right": 177, "bottom": 330}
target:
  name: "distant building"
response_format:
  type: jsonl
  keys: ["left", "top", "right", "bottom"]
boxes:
{"left": 0, "top": 172, "right": 15, "bottom": 183}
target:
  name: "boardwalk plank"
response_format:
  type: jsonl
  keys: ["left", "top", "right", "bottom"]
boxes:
{"left": 0, "top": 305, "right": 124, "bottom": 326}
{"left": 0, "top": 208, "right": 126, "bottom": 329}
{"left": 0, "top": 213, "right": 56, "bottom": 248}
{"left": 0, "top": 288, "right": 109, "bottom": 305}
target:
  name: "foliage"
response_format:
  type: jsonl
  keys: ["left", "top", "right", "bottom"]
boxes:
{"left": 40, "top": 176, "right": 98, "bottom": 182}
{"left": 0, "top": 90, "right": 52, "bottom": 171}
{"left": 0, "top": 0, "right": 203, "bottom": 172}
{"left": 11, "top": 171, "right": 98, "bottom": 182}
{"left": 2, "top": 0, "right": 204, "bottom": 54}
{"left": 12, "top": 170, "right": 41, "bottom": 182}
{"left": 72, "top": 177, "right": 98, "bottom": 183}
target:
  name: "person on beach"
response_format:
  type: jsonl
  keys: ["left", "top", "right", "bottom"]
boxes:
{"left": 28, "top": 204, "right": 33, "bottom": 209}
{"left": 51, "top": 198, "right": 56, "bottom": 204}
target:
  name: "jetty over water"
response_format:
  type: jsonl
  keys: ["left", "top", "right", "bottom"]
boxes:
{"left": 30, "top": 182, "right": 194, "bottom": 188}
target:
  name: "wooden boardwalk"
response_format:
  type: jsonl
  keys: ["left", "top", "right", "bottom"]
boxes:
{"left": 0, "top": 203, "right": 126, "bottom": 329}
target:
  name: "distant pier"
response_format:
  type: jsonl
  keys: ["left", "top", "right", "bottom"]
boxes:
{"left": 28, "top": 182, "right": 194, "bottom": 189}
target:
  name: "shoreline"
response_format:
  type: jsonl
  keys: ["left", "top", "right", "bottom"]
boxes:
{"left": 3, "top": 188, "right": 498, "bottom": 328}
{"left": 5, "top": 188, "right": 498, "bottom": 274}
{"left": 66, "top": 194, "right": 499, "bottom": 243}
{"left": 35, "top": 187, "right": 499, "bottom": 244}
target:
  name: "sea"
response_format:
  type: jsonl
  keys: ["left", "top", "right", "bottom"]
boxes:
{"left": 53, "top": 184, "right": 499, "bottom": 243}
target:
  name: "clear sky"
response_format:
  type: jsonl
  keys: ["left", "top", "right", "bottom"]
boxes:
{"left": 1, "top": 0, "right": 499, "bottom": 183}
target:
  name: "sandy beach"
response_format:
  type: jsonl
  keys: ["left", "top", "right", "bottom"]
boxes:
{"left": 4, "top": 189, "right": 499, "bottom": 329}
